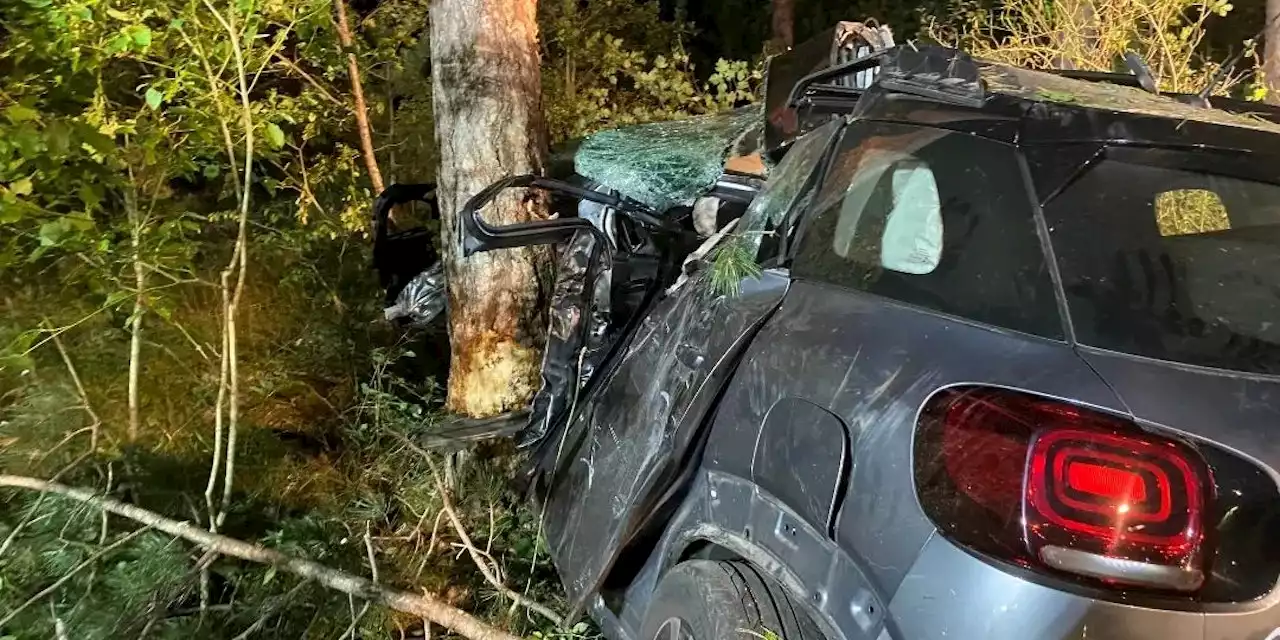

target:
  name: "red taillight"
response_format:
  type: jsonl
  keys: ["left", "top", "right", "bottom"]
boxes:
{"left": 1066, "top": 461, "right": 1147, "bottom": 503}
{"left": 915, "top": 387, "right": 1212, "bottom": 594}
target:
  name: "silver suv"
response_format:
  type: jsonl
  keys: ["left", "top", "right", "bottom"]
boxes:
{"left": 448, "top": 31, "right": 1280, "bottom": 640}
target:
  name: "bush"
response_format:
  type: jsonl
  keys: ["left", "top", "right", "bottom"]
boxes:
{"left": 925, "top": 0, "right": 1259, "bottom": 95}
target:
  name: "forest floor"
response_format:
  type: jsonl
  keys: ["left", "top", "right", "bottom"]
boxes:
{"left": 0, "top": 244, "right": 577, "bottom": 639}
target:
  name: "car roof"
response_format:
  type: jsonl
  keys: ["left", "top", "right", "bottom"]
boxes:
{"left": 771, "top": 42, "right": 1280, "bottom": 155}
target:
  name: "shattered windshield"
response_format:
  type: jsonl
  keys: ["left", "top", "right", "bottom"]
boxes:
{"left": 573, "top": 105, "right": 763, "bottom": 211}
{"left": 1043, "top": 148, "right": 1280, "bottom": 376}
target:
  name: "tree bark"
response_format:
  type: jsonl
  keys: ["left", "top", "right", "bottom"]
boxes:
{"left": 334, "top": 0, "right": 385, "bottom": 194}
{"left": 771, "top": 0, "right": 794, "bottom": 50}
{"left": 1052, "top": 0, "right": 1100, "bottom": 70}
{"left": 0, "top": 474, "right": 521, "bottom": 640}
{"left": 431, "top": 0, "right": 551, "bottom": 418}
{"left": 1266, "top": 0, "right": 1280, "bottom": 105}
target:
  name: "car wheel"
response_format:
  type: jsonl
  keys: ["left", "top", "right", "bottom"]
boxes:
{"left": 639, "top": 560, "right": 821, "bottom": 640}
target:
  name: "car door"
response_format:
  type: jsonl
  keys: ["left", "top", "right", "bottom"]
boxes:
{"left": 528, "top": 120, "right": 844, "bottom": 614}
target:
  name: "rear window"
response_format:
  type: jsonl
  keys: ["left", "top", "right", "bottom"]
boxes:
{"left": 1042, "top": 150, "right": 1280, "bottom": 375}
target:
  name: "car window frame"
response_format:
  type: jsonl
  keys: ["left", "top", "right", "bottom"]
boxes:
{"left": 785, "top": 118, "right": 1068, "bottom": 341}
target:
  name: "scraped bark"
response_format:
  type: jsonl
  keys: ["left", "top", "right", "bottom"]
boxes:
{"left": 0, "top": 475, "right": 521, "bottom": 640}
{"left": 1266, "top": 0, "right": 1280, "bottom": 105}
{"left": 431, "top": 0, "right": 551, "bottom": 417}
{"left": 334, "top": 0, "right": 385, "bottom": 193}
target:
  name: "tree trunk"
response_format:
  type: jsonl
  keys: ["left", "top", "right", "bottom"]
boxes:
{"left": 431, "top": 0, "right": 551, "bottom": 418}
{"left": 1052, "top": 0, "right": 1099, "bottom": 70}
{"left": 1266, "top": 0, "right": 1280, "bottom": 105}
{"left": 771, "top": 0, "right": 794, "bottom": 50}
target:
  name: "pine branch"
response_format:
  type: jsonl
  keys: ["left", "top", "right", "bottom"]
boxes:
{"left": 228, "top": 578, "right": 311, "bottom": 640}
{"left": 0, "top": 475, "right": 522, "bottom": 640}
{"left": 0, "top": 527, "right": 152, "bottom": 628}
{"left": 709, "top": 234, "right": 763, "bottom": 296}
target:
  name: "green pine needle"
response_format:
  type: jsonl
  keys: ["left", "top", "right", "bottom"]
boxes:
{"left": 708, "top": 234, "right": 763, "bottom": 296}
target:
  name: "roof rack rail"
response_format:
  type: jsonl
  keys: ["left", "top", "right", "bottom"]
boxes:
{"left": 787, "top": 45, "right": 989, "bottom": 110}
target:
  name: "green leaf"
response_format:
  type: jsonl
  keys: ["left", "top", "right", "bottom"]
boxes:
{"left": 79, "top": 182, "right": 103, "bottom": 209}
{"left": 38, "top": 219, "right": 68, "bottom": 246}
{"left": 105, "top": 7, "right": 131, "bottom": 20}
{"left": 202, "top": 164, "right": 221, "bottom": 179}
{"left": 0, "top": 202, "right": 22, "bottom": 224}
{"left": 265, "top": 122, "right": 285, "bottom": 149}
{"left": 9, "top": 178, "right": 32, "bottom": 196}
{"left": 4, "top": 105, "right": 39, "bottom": 124}
{"left": 67, "top": 214, "right": 94, "bottom": 231}
{"left": 78, "top": 126, "right": 116, "bottom": 155}
{"left": 131, "top": 25, "right": 152, "bottom": 48}
{"left": 107, "top": 33, "right": 133, "bottom": 53}
{"left": 145, "top": 87, "right": 163, "bottom": 110}
{"left": 45, "top": 121, "right": 71, "bottom": 155}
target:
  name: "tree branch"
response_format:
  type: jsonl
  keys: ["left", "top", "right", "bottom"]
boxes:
{"left": 45, "top": 320, "right": 101, "bottom": 452}
{"left": 273, "top": 54, "right": 345, "bottom": 107}
{"left": 0, "top": 475, "right": 521, "bottom": 640}
{"left": 332, "top": 0, "right": 385, "bottom": 193}
{"left": 200, "top": 0, "right": 254, "bottom": 530}
{"left": 390, "top": 432, "right": 565, "bottom": 627}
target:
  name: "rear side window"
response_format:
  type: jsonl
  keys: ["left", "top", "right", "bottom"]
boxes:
{"left": 792, "top": 121, "right": 1062, "bottom": 339}
{"left": 1042, "top": 150, "right": 1280, "bottom": 375}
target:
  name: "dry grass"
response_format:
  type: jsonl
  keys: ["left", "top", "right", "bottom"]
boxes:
{"left": 1155, "top": 188, "right": 1231, "bottom": 236}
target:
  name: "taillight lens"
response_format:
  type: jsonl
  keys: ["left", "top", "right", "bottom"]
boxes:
{"left": 915, "top": 387, "right": 1212, "bottom": 594}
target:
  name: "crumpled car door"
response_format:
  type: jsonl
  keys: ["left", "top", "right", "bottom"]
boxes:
{"left": 528, "top": 120, "right": 844, "bottom": 616}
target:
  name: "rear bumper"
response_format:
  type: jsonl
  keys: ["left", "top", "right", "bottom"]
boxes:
{"left": 889, "top": 534, "right": 1280, "bottom": 640}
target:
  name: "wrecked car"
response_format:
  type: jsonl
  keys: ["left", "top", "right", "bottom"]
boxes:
{"left": 401, "top": 23, "right": 1280, "bottom": 640}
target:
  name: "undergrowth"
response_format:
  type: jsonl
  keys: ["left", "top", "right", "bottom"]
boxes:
{"left": 0, "top": 240, "right": 576, "bottom": 638}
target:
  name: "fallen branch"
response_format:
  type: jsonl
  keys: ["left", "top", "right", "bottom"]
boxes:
{"left": 0, "top": 475, "right": 521, "bottom": 640}
{"left": 390, "top": 432, "right": 565, "bottom": 627}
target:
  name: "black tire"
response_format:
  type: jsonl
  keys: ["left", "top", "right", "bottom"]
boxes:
{"left": 639, "top": 560, "right": 822, "bottom": 640}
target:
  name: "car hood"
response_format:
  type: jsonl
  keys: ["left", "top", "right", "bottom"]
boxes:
{"left": 1078, "top": 346, "right": 1280, "bottom": 477}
